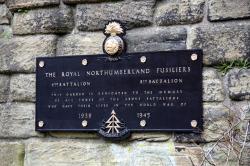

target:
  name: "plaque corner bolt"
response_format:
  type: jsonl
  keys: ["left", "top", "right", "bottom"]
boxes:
{"left": 82, "top": 120, "right": 88, "bottom": 127}
{"left": 191, "top": 53, "right": 198, "bottom": 61}
{"left": 39, "top": 61, "right": 45, "bottom": 68}
{"left": 82, "top": 59, "right": 88, "bottom": 66}
{"left": 140, "top": 56, "right": 147, "bottom": 63}
{"left": 191, "top": 120, "right": 198, "bottom": 128}
{"left": 38, "top": 121, "right": 44, "bottom": 128}
{"left": 140, "top": 120, "right": 147, "bottom": 127}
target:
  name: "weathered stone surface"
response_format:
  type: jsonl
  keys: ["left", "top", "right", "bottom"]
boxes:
{"left": 0, "top": 35, "right": 57, "bottom": 72}
{"left": 63, "top": 0, "right": 119, "bottom": 4}
{"left": 0, "top": 142, "right": 24, "bottom": 166}
{"left": 126, "top": 27, "right": 186, "bottom": 53}
{"left": 0, "top": 103, "right": 42, "bottom": 138}
{"left": 0, "top": 74, "right": 9, "bottom": 102}
{"left": 0, "top": 4, "right": 12, "bottom": 25}
{"left": 225, "top": 68, "right": 250, "bottom": 101}
{"left": 0, "top": 0, "right": 5, "bottom": 3}
{"left": 130, "top": 133, "right": 172, "bottom": 142}
{"left": 10, "top": 74, "right": 35, "bottom": 102}
{"left": 50, "top": 132, "right": 172, "bottom": 141}
{"left": 188, "top": 23, "right": 250, "bottom": 65}
{"left": 57, "top": 27, "right": 186, "bottom": 56}
{"left": 12, "top": 5, "right": 73, "bottom": 35}
{"left": 7, "top": 0, "right": 59, "bottom": 10}
{"left": 203, "top": 68, "right": 224, "bottom": 102}
{"left": 208, "top": 0, "right": 250, "bottom": 21}
{"left": 202, "top": 103, "right": 230, "bottom": 142}
{"left": 25, "top": 140, "right": 203, "bottom": 165}
{"left": 76, "top": 0, "right": 155, "bottom": 31}
{"left": 174, "top": 103, "right": 230, "bottom": 142}
{"left": 0, "top": 25, "right": 12, "bottom": 39}
{"left": 228, "top": 101, "right": 250, "bottom": 142}
{"left": 174, "top": 133, "right": 203, "bottom": 143}
{"left": 49, "top": 132, "right": 99, "bottom": 139}
{"left": 57, "top": 32, "right": 104, "bottom": 56}
{"left": 203, "top": 142, "right": 238, "bottom": 165}
{"left": 155, "top": 0, "right": 205, "bottom": 26}
{"left": 240, "top": 143, "right": 250, "bottom": 166}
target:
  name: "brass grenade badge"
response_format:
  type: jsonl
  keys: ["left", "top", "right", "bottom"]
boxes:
{"left": 103, "top": 21, "right": 125, "bottom": 57}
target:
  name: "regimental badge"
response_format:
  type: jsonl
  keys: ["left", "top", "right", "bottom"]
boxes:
{"left": 98, "top": 110, "right": 129, "bottom": 140}
{"left": 103, "top": 21, "right": 126, "bottom": 57}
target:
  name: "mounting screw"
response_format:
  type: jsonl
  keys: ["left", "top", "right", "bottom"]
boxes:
{"left": 38, "top": 121, "right": 44, "bottom": 127}
{"left": 140, "top": 120, "right": 146, "bottom": 127}
{"left": 191, "top": 120, "right": 197, "bottom": 128}
{"left": 39, "top": 61, "right": 45, "bottom": 67}
{"left": 191, "top": 54, "right": 198, "bottom": 61}
{"left": 82, "top": 59, "right": 88, "bottom": 66}
{"left": 140, "top": 56, "right": 146, "bottom": 63}
{"left": 82, "top": 120, "right": 88, "bottom": 127}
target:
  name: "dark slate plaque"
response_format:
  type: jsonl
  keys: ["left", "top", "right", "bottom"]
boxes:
{"left": 36, "top": 50, "right": 203, "bottom": 139}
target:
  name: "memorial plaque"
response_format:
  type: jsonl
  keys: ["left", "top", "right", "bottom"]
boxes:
{"left": 36, "top": 50, "right": 203, "bottom": 139}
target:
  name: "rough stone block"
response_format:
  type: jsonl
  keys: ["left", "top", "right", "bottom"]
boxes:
{"left": 0, "top": 4, "right": 12, "bottom": 25}
{"left": 174, "top": 103, "right": 230, "bottom": 142}
{"left": 223, "top": 101, "right": 250, "bottom": 142}
{"left": 0, "top": 74, "right": 9, "bottom": 102}
{"left": 0, "top": 35, "right": 57, "bottom": 72}
{"left": 63, "top": 0, "right": 119, "bottom": 4}
{"left": 0, "top": 25, "right": 12, "bottom": 39}
{"left": 202, "top": 103, "right": 230, "bottom": 142}
{"left": 12, "top": 5, "right": 73, "bottom": 35}
{"left": 203, "top": 142, "right": 238, "bottom": 165}
{"left": 129, "top": 133, "right": 172, "bottom": 142}
{"left": 208, "top": 0, "right": 250, "bottom": 21}
{"left": 240, "top": 143, "right": 250, "bottom": 166}
{"left": 0, "top": 103, "right": 42, "bottom": 138}
{"left": 24, "top": 140, "right": 203, "bottom": 165}
{"left": 0, "top": 142, "right": 24, "bottom": 166}
{"left": 126, "top": 27, "right": 187, "bottom": 53}
{"left": 49, "top": 132, "right": 99, "bottom": 139}
{"left": 203, "top": 68, "right": 224, "bottom": 102}
{"left": 7, "top": 0, "right": 59, "bottom": 10}
{"left": 57, "top": 32, "right": 104, "bottom": 56}
{"left": 76, "top": 0, "right": 155, "bottom": 31}
{"left": 225, "top": 68, "right": 250, "bottom": 101}
{"left": 155, "top": 0, "right": 205, "bottom": 26}
{"left": 188, "top": 23, "right": 250, "bottom": 65}
{"left": 10, "top": 74, "right": 35, "bottom": 102}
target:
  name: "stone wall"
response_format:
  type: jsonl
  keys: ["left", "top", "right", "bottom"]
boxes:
{"left": 0, "top": 0, "right": 249, "bottom": 165}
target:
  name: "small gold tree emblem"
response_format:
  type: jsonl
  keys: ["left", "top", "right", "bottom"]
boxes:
{"left": 105, "top": 110, "right": 121, "bottom": 134}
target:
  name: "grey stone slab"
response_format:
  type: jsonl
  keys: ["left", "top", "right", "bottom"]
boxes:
{"left": 155, "top": 0, "right": 205, "bottom": 26}
{"left": 225, "top": 68, "right": 250, "bottom": 101}
{"left": 0, "top": 142, "right": 24, "bottom": 166}
{"left": 10, "top": 74, "right": 35, "bottom": 102}
{"left": 126, "top": 27, "right": 187, "bottom": 53}
{"left": 6, "top": 0, "right": 59, "bottom": 10}
{"left": 203, "top": 68, "right": 224, "bottom": 102}
{"left": 76, "top": 0, "right": 156, "bottom": 31}
{"left": 0, "top": 35, "right": 57, "bottom": 72}
{"left": 208, "top": 0, "right": 250, "bottom": 21}
{"left": 12, "top": 5, "right": 73, "bottom": 35}
{"left": 188, "top": 23, "right": 250, "bottom": 65}
{"left": 0, "top": 103, "right": 42, "bottom": 138}
{"left": 57, "top": 32, "right": 104, "bottom": 56}
{"left": 63, "top": 0, "right": 121, "bottom": 4}
{"left": 0, "top": 74, "right": 9, "bottom": 102}
{"left": 0, "top": 4, "right": 12, "bottom": 25}
{"left": 24, "top": 140, "right": 203, "bottom": 166}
